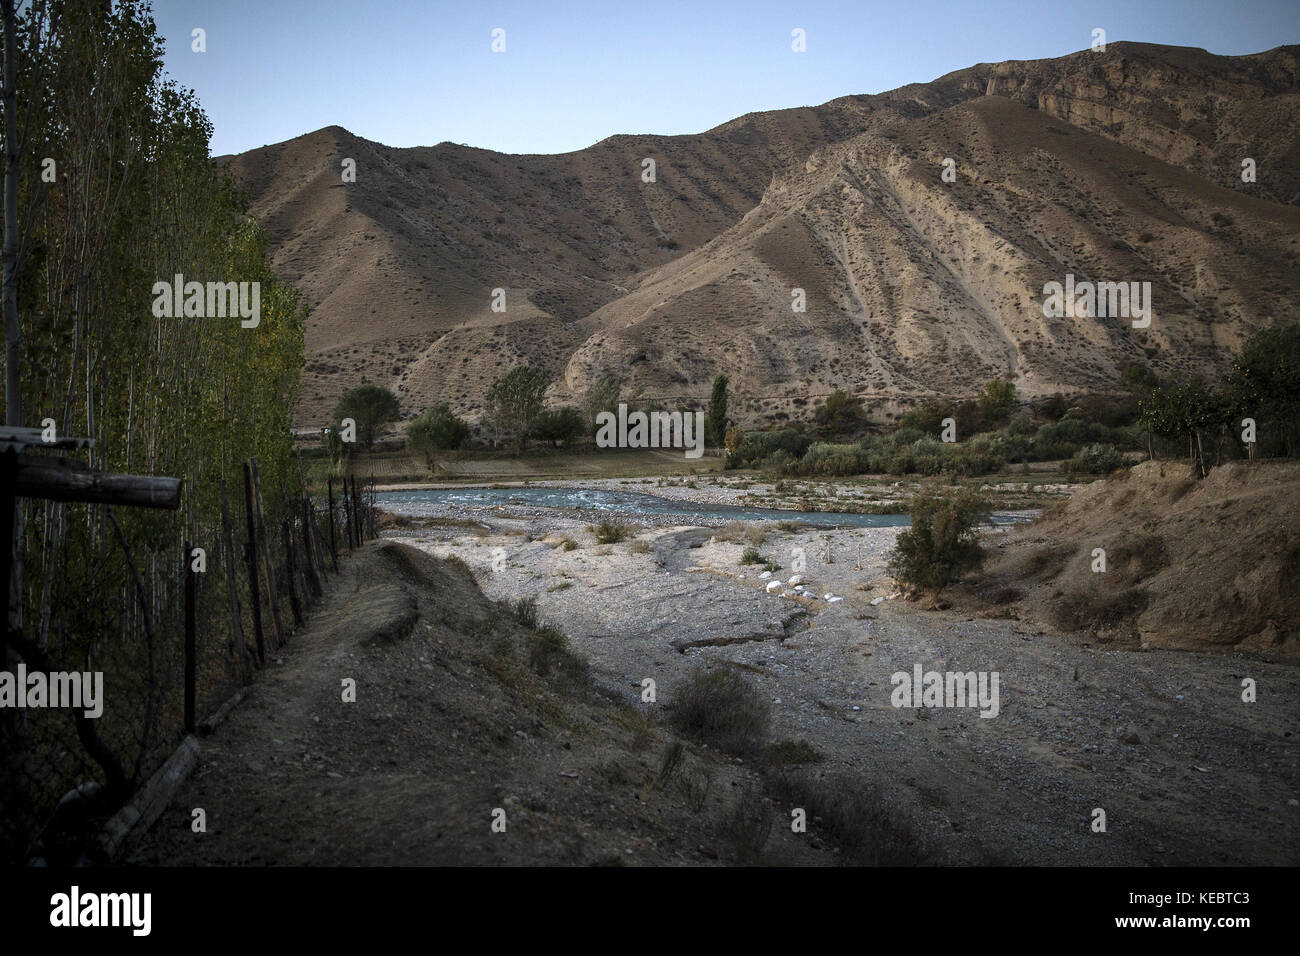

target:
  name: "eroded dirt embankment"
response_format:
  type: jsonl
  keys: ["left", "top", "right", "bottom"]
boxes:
{"left": 132, "top": 542, "right": 845, "bottom": 866}
{"left": 957, "top": 459, "right": 1300, "bottom": 659}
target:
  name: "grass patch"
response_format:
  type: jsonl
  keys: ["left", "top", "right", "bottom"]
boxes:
{"left": 511, "top": 597, "right": 539, "bottom": 630}
{"left": 525, "top": 625, "right": 589, "bottom": 684}
{"left": 765, "top": 770, "right": 938, "bottom": 865}
{"left": 740, "top": 546, "right": 763, "bottom": 565}
{"left": 716, "top": 521, "right": 766, "bottom": 547}
{"left": 667, "top": 669, "right": 770, "bottom": 756}
{"left": 720, "top": 784, "right": 772, "bottom": 863}
{"left": 764, "top": 739, "right": 824, "bottom": 767}
{"left": 628, "top": 539, "right": 651, "bottom": 554}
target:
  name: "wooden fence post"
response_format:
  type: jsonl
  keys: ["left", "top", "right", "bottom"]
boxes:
{"left": 301, "top": 496, "right": 323, "bottom": 597}
{"left": 282, "top": 513, "right": 304, "bottom": 626}
{"left": 242, "top": 462, "right": 266, "bottom": 664}
{"left": 183, "top": 540, "right": 196, "bottom": 735}
{"left": 326, "top": 477, "right": 338, "bottom": 567}
{"left": 351, "top": 475, "right": 363, "bottom": 546}
{"left": 249, "top": 458, "right": 284, "bottom": 647}
{"left": 218, "top": 479, "right": 249, "bottom": 682}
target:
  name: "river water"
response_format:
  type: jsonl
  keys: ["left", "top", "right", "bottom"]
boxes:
{"left": 377, "top": 486, "right": 1031, "bottom": 528}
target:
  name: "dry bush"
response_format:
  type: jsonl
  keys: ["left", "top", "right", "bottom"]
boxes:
{"left": 765, "top": 770, "right": 939, "bottom": 865}
{"left": 667, "top": 669, "right": 770, "bottom": 756}
{"left": 717, "top": 521, "right": 766, "bottom": 547}
{"left": 1049, "top": 587, "right": 1149, "bottom": 631}
{"left": 592, "top": 518, "right": 629, "bottom": 544}
{"left": 764, "top": 739, "right": 824, "bottom": 767}
{"left": 719, "top": 784, "right": 772, "bottom": 863}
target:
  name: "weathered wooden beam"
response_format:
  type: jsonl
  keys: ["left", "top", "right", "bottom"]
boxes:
{"left": 13, "top": 462, "right": 181, "bottom": 509}
{"left": 0, "top": 426, "right": 93, "bottom": 452}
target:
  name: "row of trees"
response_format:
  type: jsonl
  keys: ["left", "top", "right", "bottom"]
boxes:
{"left": 2, "top": 0, "right": 305, "bottom": 857}
{"left": 724, "top": 324, "right": 1297, "bottom": 479}
{"left": 1138, "top": 325, "right": 1300, "bottom": 475}
{"left": 329, "top": 368, "right": 734, "bottom": 467}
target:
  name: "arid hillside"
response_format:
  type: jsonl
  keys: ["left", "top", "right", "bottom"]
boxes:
{"left": 222, "top": 42, "right": 1300, "bottom": 427}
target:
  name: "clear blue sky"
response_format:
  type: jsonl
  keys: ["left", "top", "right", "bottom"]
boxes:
{"left": 152, "top": 0, "right": 1300, "bottom": 157}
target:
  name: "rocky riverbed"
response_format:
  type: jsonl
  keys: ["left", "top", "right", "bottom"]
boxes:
{"left": 379, "top": 486, "right": 1300, "bottom": 866}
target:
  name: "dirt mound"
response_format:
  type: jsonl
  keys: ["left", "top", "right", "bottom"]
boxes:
{"left": 961, "top": 460, "right": 1300, "bottom": 658}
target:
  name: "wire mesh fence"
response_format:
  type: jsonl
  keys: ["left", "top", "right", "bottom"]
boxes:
{"left": 0, "top": 460, "right": 377, "bottom": 864}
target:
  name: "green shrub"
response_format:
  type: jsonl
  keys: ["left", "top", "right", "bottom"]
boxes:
{"left": 740, "top": 546, "right": 763, "bottom": 565}
{"left": 887, "top": 491, "right": 988, "bottom": 592}
{"left": 525, "top": 625, "right": 589, "bottom": 683}
{"left": 1067, "top": 443, "right": 1125, "bottom": 475}
{"left": 593, "top": 518, "right": 629, "bottom": 544}
{"left": 729, "top": 428, "right": 812, "bottom": 468}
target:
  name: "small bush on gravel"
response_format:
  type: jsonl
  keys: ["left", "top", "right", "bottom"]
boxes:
{"left": 717, "top": 521, "right": 766, "bottom": 547}
{"left": 593, "top": 518, "right": 629, "bottom": 544}
{"left": 887, "top": 491, "right": 988, "bottom": 593}
{"left": 667, "top": 670, "right": 770, "bottom": 755}
{"left": 739, "top": 546, "right": 763, "bottom": 565}
{"left": 765, "top": 770, "right": 939, "bottom": 865}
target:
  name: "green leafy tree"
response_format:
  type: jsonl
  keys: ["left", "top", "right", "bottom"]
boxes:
{"left": 333, "top": 383, "right": 400, "bottom": 450}
{"left": 582, "top": 374, "right": 622, "bottom": 434}
{"left": 486, "top": 364, "right": 549, "bottom": 453}
{"left": 1224, "top": 324, "right": 1300, "bottom": 458}
{"left": 814, "top": 389, "right": 867, "bottom": 439}
{"left": 532, "top": 406, "right": 585, "bottom": 447}
{"left": 406, "top": 402, "right": 469, "bottom": 469}
{"left": 978, "top": 379, "right": 1017, "bottom": 427}
{"left": 887, "top": 492, "right": 988, "bottom": 593}
{"left": 1139, "top": 379, "right": 1227, "bottom": 476}
{"left": 898, "top": 399, "right": 953, "bottom": 437}
{"left": 1, "top": 0, "right": 308, "bottom": 852}
{"left": 705, "top": 374, "right": 729, "bottom": 448}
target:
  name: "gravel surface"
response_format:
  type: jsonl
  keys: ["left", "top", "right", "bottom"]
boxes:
{"left": 389, "top": 505, "right": 1299, "bottom": 866}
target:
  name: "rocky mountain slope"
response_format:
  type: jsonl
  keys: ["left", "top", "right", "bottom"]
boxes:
{"left": 221, "top": 42, "right": 1300, "bottom": 427}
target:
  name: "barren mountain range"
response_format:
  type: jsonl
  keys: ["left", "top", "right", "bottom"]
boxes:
{"left": 221, "top": 41, "right": 1300, "bottom": 429}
